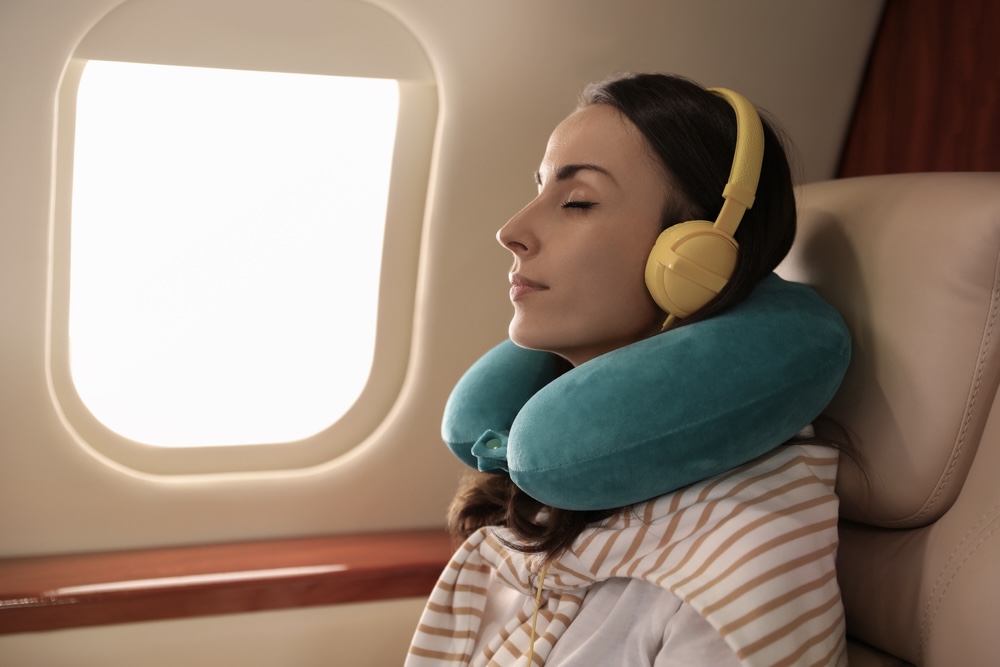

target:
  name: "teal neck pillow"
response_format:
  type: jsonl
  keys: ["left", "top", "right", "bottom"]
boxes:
{"left": 442, "top": 273, "right": 851, "bottom": 511}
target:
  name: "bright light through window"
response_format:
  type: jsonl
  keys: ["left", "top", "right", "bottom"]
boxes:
{"left": 69, "top": 61, "right": 399, "bottom": 447}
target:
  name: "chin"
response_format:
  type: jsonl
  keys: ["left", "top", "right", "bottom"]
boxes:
{"left": 508, "top": 320, "right": 562, "bottom": 353}
{"left": 507, "top": 328, "right": 543, "bottom": 351}
{"left": 508, "top": 324, "right": 589, "bottom": 365}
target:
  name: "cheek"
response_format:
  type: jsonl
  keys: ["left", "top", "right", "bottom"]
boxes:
{"left": 580, "top": 236, "right": 659, "bottom": 317}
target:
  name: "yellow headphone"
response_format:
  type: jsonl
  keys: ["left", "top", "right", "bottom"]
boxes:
{"left": 644, "top": 88, "right": 764, "bottom": 329}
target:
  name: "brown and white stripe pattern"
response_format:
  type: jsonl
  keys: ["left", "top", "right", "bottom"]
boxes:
{"left": 407, "top": 443, "right": 846, "bottom": 666}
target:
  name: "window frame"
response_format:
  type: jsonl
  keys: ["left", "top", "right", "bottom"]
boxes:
{"left": 46, "top": 0, "right": 437, "bottom": 475}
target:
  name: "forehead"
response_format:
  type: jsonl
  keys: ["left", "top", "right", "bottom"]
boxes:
{"left": 541, "top": 104, "right": 659, "bottom": 178}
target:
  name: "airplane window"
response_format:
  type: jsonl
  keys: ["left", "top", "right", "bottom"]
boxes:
{"left": 68, "top": 61, "right": 399, "bottom": 447}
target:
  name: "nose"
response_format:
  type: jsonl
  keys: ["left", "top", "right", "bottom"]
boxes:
{"left": 496, "top": 199, "right": 537, "bottom": 255}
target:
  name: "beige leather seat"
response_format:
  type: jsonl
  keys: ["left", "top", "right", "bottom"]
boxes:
{"left": 777, "top": 172, "right": 1000, "bottom": 666}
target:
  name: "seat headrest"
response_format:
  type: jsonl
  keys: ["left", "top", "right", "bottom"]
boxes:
{"left": 778, "top": 172, "right": 1000, "bottom": 528}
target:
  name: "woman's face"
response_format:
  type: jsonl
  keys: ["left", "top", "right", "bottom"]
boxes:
{"left": 497, "top": 104, "right": 669, "bottom": 366}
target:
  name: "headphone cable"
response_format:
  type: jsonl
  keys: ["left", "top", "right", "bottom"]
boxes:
{"left": 526, "top": 560, "right": 551, "bottom": 665}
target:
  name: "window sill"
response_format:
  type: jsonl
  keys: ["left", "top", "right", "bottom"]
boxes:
{"left": 0, "top": 529, "right": 453, "bottom": 634}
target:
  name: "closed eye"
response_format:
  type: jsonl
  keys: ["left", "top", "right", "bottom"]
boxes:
{"left": 562, "top": 200, "right": 597, "bottom": 210}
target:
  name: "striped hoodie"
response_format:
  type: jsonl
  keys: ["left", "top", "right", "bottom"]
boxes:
{"left": 406, "top": 443, "right": 846, "bottom": 666}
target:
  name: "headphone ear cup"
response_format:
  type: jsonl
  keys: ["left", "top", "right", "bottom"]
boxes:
{"left": 645, "top": 221, "right": 739, "bottom": 318}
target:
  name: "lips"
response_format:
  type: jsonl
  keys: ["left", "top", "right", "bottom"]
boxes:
{"left": 509, "top": 272, "right": 548, "bottom": 301}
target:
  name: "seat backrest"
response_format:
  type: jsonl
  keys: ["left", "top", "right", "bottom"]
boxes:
{"left": 777, "top": 172, "right": 1000, "bottom": 667}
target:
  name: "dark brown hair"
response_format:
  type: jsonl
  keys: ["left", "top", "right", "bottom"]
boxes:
{"left": 449, "top": 73, "right": 801, "bottom": 558}
{"left": 582, "top": 72, "right": 798, "bottom": 329}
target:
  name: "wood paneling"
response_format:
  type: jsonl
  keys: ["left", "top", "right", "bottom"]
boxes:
{"left": 0, "top": 530, "right": 453, "bottom": 634}
{"left": 839, "top": 0, "right": 1000, "bottom": 177}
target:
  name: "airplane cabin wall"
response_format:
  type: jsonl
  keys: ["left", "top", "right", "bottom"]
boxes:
{"left": 1, "top": 1, "right": 885, "bottom": 665}
{"left": 0, "top": 0, "right": 883, "bottom": 559}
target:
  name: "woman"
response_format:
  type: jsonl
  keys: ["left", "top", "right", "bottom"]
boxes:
{"left": 407, "top": 73, "right": 849, "bottom": 666}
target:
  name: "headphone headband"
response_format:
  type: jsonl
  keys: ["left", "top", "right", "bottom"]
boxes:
{"left": 707, "top": 88, "right": 765, "bottom": 236}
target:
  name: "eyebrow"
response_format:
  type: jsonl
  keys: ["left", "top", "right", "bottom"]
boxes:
{"left": 534, "top": 163, "right": 618, "bottom": 186}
